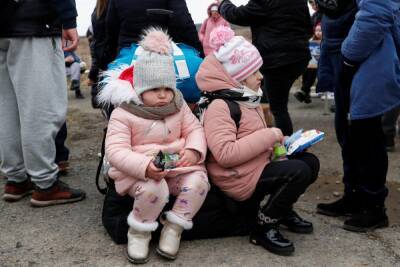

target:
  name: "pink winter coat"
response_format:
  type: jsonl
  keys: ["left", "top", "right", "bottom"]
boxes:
{"left": 196, "top": 55, "right": 281, "bottom": 201}
{"left": 198, "top": 4, "right": 230, "bottom": 56}
{"left": 105, "top": 103, "right": 208, "bottom": 195}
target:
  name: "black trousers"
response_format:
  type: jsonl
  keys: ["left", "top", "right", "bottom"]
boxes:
{"left": 261, "top": 59, "right": 309, "bottom": 135}
{"left": 55, "top": 122, "right": 69, "bottom": 163}
{"left": 332, "top": 54, "right": 388, "bottom": 206}
{"left": 301, "top": 68, "right": 317, "bottom": 95}
{"left": 241, "top": 152, "right": 320, "bottom": 220}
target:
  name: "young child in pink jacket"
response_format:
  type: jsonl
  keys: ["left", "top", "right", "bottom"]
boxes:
{"left": 196, "top": 26, "right": 320, "bottom": 256}
{"left": 98, "top": 29, "right": 209, "bottom": 264}
{"left": 198, "top": 2, "right": 230, "bottom": 56}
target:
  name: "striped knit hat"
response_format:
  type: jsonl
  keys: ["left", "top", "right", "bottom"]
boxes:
{"left": 209, "top": 26, "right": 263, "bottom": 82}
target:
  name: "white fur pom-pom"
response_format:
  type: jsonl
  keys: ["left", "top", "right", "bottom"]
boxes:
{"left": 139, "top": 27, "right": 172, "bottom": 55}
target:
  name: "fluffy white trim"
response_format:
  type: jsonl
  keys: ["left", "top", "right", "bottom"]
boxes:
{"left": 97, "top": 65, "right": 142, "bottom": 106}
{"left": 165, "top": 211, "right": 193, "bottom": 230}
{"left": 127, "top": 212, "right": 158, "bottom": 232}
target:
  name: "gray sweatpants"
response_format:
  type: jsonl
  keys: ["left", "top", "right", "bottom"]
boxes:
{"left": 0, "top": 37, "right": 67, "bottom": 189}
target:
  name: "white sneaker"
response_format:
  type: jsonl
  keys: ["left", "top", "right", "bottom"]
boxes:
{"left": 321, "top": 92, "right": 334, "bottom": 100}
{"left": 157, "top": 222, "right": 184, "bottom": 260}
{"left": 127, "top": 227, "right": 151, "bottom": 264}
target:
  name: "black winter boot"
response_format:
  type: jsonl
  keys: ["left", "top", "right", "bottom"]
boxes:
{"left": 343, "top": 206, "right": 389, "bottom": 232}
{"left": 75, "top": 89, "right": 85, "bottom": 99}
{"left": 249, "top": 211, "right": 294, "bottom": 256}
{"left": 317, "top": 194, "right": 361, "bottom": 217}
{"left": 70, "top": 79, "right": 79, "bottom": 91}
{"left": 279, "top": 210, "right": 313, "bottom": 234}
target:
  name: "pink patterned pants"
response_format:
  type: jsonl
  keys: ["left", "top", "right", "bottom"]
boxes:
{"left": 128, "top": 170, "right": 209, "bottom": 225}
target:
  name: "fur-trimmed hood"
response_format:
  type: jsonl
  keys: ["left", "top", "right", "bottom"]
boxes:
{"left": 97, "top": 65, "right": 143, "bottom": 107}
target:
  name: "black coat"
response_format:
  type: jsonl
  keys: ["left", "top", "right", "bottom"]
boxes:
{"left": 219, "top": 0, "right": 313, "bottom": 69}
{"left": 88, "top": 8, "right": 108, "bottom": 81}
{"left": 0, "top": 0, "right": 77, "bottom": 37}
{"left": 104, "top": 0, "right": 203, "bottom": 65}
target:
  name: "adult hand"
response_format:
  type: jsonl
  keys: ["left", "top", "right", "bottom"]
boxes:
{"left": 65, "top": 55, "right": 74, "bottom": 63}
{"left": 145, "top": 162, "right": 169, "bottom": 181}
{"left": 62, "top": 28, "right": 79, "bottom": 52}
{"left": 176, "top": 149, "right": 200, "bottom": 167}
{"left": 87, "top": 79, "right": 94, "bottom": 86}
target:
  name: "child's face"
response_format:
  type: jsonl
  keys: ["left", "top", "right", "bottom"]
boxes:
{"left": 240, "top": 70, "right": 263, "bottom": 91}
{"left": 141, "top": 87, "right": 174, "bottom": 107}
{"left": 314, "top": 25, "right": 322, "bottom": 40}
{"left": 211, "top": 11, "right": 220, "bottom": 19}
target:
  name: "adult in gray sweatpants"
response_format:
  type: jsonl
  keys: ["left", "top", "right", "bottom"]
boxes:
{"left": 0, "top": 0, "right": 85, "bottom": 207}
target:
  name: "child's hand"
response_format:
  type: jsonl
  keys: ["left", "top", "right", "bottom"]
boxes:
{"left": 146, "top": 162, "right": 169, "bottom": 181}
{"left": 270, "top": 127, "right": 284, "bottom": 143}
{"left": 176, "top": 149, "right": 200, "bottom": 167}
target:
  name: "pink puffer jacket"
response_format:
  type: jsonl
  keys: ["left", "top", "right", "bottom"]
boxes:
{"left": 198, "top": 3, "right": 230, "bottom": 56}
{"left": 196, "top": 55, "right": 281, "bottom": 201}
{"left": 105, "top": 103, "right": 207, "bottom": 195}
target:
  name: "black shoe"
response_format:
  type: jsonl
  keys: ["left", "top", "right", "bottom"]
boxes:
{"left": 75, "top": 90, "right": 85, "bottom": 99}
{"left": 279, "top": 211, "right": 313, "bottom": 234}
{"left": 294, "top": 91, "right": 310, "bottom": 103}
{"left": 250, "top": 223, "right": 294, "bottom": 256}
{"left": 317, "top": 195, "right": 361, "bottom": 217}
{"left": 343, "top": 207, "right": 389, "bottom": 232}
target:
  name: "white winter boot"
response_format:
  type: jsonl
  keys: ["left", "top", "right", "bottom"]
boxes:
{"left": 156, "top": 212, "right": 192, "bottom": 260}
{"left": 127, "top": 213, "right": 158, "bottom": 264}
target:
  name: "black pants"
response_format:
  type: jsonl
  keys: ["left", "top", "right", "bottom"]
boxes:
{"left": 241, "top": 152, "right": 319, "bottom": 220}
{"left": 261, "top": 59, "right": 309, "bottom": 135}
{"left": 301, "top": 68, "right": 317, "bottom": 95}
{"left": 55, "top": 122, "right": 69, "bottom": 163}
{"left": 332, "top": 54, "right": 388, "bottom": 206}
{"left": 382, "top": 106, "right": 400, "bottom": 141}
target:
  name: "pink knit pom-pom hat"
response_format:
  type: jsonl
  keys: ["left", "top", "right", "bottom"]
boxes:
{"left": 209, "top": 26, "right": 263, "bottom": 82}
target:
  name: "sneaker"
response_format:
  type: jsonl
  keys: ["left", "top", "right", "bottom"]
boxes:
{"left": 343, "top": 207, "right": 389, "bottom": 232}
{"left": 30, "top": 180, "right": 85, "bottom": 207}
{"left": 320, "top": 92, "right": 334, "bottom": 101}
{"left": 3, "top": 179, "right": 34, "bottom": 202}
{"left": 317, "top": 195, "right": 361, "bottom": 217}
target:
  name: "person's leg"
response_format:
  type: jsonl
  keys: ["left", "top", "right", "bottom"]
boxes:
{"left": 295, "top": 68, "right": 317, "bottom": 103}
{"left": 70, "top": 62, "right": 84, "bottom": 98}
{"left": 127, "top": 179, "right": 169, "bottom": 263}
{"left": 382, "top": 106, "right": 400, "bottom": 151}
{"left": 7, "top": 37, "right": 85, "bottom": 206}
{"left": 249, "top": 159, "right": 313, "bottom": 256}
{"left": 262, "top": 59, "right": 309, "bottom": 135}
{"left": 343, "top": 116, "right": 389, "bottom": 232}
{"left": 316, "top": 54, "right": 361, "bottom": 216}
{"left": 158, "top": 171, "right": 209, "bottom": 259}
{"left": 0, "top": 38, "right": 34, "bottom": 201}
{"left": 55, "top": 122, "right": 70, "bottom": 173}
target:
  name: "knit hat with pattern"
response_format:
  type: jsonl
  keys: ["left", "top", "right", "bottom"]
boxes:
{"left": 209, "top": 26, "right": 263, "bottom": 82}
{"left": 134, "top": 28, "right": 177, "bottom": 96}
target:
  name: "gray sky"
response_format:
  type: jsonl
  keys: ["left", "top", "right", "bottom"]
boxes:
{"left": 76, "top": 0, "right": 250, "bottom": 36}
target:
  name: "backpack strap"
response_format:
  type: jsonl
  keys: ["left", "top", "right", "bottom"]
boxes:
{"left": 224, "top": 99, "right": 242, "bottom": 130}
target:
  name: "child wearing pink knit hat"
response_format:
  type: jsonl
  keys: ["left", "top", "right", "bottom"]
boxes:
{"left": 196, "top": 26, "right": 320, "bottom": 256}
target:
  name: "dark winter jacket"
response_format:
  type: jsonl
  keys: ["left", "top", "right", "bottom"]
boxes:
{"left": 219, "top": 0, "right": 313, "bottom": 69}
{"left": 88, "top": 8, "right": 108, "bottom": 81}
{"left": 0, "top": 0, "right": 77, "bottom": 37}
{"left": 104, "top": 0, "right": 203, "bottom": 65}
